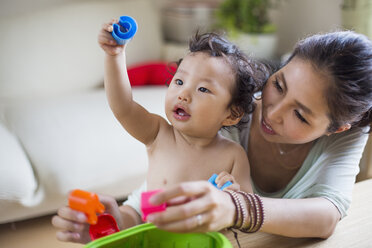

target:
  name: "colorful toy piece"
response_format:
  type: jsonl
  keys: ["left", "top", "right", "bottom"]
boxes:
{"left": 88, "top": 213, "right": 120, "bottom": 240}
{"left": 68, "top": 189, "right": 105, "bottom": 225}
{"left": 141, "top": 189, "right": 167, "bottom": 221}
{"left": 84, "top": 223, "right": 233, "bottom": 248}
{"left": 111, "top": 16, "right": 138, "bottom": 45}
{"left": 208, "top": 174, "right": 232, "bottom": 190}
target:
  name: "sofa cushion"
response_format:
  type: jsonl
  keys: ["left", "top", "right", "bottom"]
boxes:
{"left": 0, "top": 122, "right": 41, "bottom": 206}
{"left": 0, "top": 0, "right": 163, "bottom": 99}
{"left": 3, "top": 87, "right": 167, "bottom": 199}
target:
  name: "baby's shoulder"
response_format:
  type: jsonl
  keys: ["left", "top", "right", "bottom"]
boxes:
{"left": 217, "top": 134, "right": 246, "bottom": 154}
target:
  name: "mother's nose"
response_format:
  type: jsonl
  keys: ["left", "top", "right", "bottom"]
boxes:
{"left": 267, "top": 103, "right": 284, "bottom": 124}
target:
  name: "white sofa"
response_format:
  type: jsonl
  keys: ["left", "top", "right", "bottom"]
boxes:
{"left": 0, "top": 0, "right": 170, "bottom": 224}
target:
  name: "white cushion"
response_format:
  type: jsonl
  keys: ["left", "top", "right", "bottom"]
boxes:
{"left": 0, "top": 122, "right": 41, "bottom": 206}
{"left": 0, "top": 0, "right": 163, "bottom": 99}
{"left": 3, "top": 87, "right": 167, "bottom": 198}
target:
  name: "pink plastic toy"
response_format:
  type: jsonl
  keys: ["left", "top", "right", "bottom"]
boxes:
{"left": 141, "top": 189, "right": 167, "bottom": 221}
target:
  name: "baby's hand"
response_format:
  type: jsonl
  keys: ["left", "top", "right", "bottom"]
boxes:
{"left": 216, "top": 171, "right": 240, "bottom": 191}
{"left": 98, "top": 19, "right": 125, "bottom": 56}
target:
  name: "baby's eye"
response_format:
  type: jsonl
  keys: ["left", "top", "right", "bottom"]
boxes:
{"left": 198, "top": 87, "right": 210, "bottom": 93}
{"left": 175, "top": 79, "right": 183, "bottom": 85}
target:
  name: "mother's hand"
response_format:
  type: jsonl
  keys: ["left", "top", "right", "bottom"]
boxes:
{"left": 147, "top": 181, "right": 235, "bottom": 233}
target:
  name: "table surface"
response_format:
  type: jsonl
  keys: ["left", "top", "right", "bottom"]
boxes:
{"left": 223, "top": 179, "right": 372, "bottom": 248}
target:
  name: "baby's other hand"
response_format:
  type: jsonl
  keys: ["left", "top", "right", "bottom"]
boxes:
{"left": 98, "top": 19, "right": 125, "bottom": 56}
{"left": 216, "top": 171, "right": 240, "bottom": 191}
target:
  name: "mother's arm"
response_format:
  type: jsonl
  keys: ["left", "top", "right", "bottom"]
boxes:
{"left": 147, "top": 181, "right": 340, "bottom": 238}
{"left": 261, "top": 197, "right": 340, "bottom": 238}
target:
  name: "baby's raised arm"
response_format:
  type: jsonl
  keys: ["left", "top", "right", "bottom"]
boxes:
{"left": 98, "top": 20, "right": 166, "bottom": 145}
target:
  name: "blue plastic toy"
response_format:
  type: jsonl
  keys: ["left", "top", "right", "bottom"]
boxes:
{"left": 111, "top": 16, "right": 138, "bottom": 45}
{"left": 208, "top": 174, "right": 232, "bottom": 190}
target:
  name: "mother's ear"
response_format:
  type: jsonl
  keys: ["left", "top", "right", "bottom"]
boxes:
{"left": 333, "top": 123, "right": 351, "bottom": 134}
{"left": 326, "top": 123, "right": 351, "bottom": 136}
{"left": 222, "top": 106, "right": 243, "bottom": 126}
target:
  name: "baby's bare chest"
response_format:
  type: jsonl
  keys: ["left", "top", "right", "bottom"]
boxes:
{"left": 146, "top": 143, "right": 234, "bottom": 190}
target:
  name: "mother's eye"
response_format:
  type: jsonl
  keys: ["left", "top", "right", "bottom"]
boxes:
{"left": 294, "top": 110, "right": 309, "bottom": 124}
{"left": 273, "top": 80, "right": 283, "bottom": 93}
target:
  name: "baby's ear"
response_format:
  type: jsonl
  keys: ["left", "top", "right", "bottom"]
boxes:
{"left": 222, "top": 106, "right": 244, "bottom": 126}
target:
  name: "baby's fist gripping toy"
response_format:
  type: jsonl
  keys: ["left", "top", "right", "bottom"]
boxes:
{"left": 69, "top": 189, "right": 104, "bottom": 225}
{"left": 110, "top": 16, "right": 138, "bottom": 45}
{"left": 69, "top": 189, "right": 119, "bottom": 240}
{"left": 208, "top": 174, "right": 232, "bottom": 190}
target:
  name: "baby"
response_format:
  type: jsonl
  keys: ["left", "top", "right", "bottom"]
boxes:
{"left": 52, "top": 20, "right": 265, "bottom": 243}
{"left": 99, "top": 18, "right": 264, "bottom": 213}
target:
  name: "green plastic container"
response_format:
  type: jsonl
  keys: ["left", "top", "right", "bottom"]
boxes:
{"left": 84, "top": 223, "right": 233, "bottom": 248}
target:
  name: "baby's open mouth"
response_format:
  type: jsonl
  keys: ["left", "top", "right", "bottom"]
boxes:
{"left": 175, "top": 108, "right": 190, "bottom": 116}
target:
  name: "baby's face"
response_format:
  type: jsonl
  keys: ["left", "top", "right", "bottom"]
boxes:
{"left": 165, "top": 52, "right": 236, "bottom": 138}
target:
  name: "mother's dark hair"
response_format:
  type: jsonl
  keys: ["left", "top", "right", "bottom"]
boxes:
{"left": 285, "top": 31, "right": 372, "bottom": 132}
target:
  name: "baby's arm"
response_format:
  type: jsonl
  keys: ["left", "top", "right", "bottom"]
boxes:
{"left": 98, "top": 20, "right": 165, "bottom": 145}
{"left": 213, "top": 143, "right": 252, "bottom": 193}
{"left": 118, "top": 204, "right": 143, "bottom": 229}
{"left": 52, "top": 195, "right": 142, "bottom": 244}
{"left": 229, "top": 144, "right": 253, "bottom": 193}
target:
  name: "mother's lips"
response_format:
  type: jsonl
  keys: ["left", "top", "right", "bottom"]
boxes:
{"left": 261, "top": 118, "right": 276, "bottom": 135}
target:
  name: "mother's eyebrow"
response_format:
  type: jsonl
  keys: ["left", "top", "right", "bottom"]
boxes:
{"left": 280, "top": 72, "right": 314, "bottom": 116}
{"left": 295, "top": 100, "right": 313, "bottom": 116}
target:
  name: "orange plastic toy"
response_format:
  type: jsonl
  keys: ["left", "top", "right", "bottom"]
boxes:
{"left": 68, "top": 189, "right": 105, "bottom": 225}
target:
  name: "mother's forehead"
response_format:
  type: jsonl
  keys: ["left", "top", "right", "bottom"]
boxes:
{"left": 278, "top": 59, "right": 331, "bottom": 114}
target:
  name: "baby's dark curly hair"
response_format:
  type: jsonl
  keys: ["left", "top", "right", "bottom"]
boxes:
{"left": 183, "top": 32, "right": 269, "bottom": 129}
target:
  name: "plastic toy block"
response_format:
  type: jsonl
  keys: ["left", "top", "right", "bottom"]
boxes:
{"left": 69, "top": 189, "right": 105, "bottom": 225}
{"left": 220, "top": 181, "right": 232, "bottom": 190}
{"left": 208, "top": 174, "right": 219, "bottom": 188}
{"left": 89, "top": 213, "right": 120, "bottom": 240}
{"left": 141, "top": 189, "right": 166, "bottom": 221}
{"left": 208, "top": 174, "right": 232, "bottom": 190}
{"left": 111, "top": 16, "right": 138, "bottom": 45}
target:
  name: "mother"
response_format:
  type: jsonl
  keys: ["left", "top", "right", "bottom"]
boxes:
{"left": 52, "top": 30, "right": 372, "bottom": 242}
{"left": 146, "top": 30, "right": 372, "bottom": 238}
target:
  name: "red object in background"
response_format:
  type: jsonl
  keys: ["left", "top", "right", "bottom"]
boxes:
{"left": 89, "top": 213, "right": 120, "bottom": 240}
{"left": 69, "top": 189, "right": 105, "bottom": 225}
{"left": 127, "top": 61, "right": 177, "bottom": 87}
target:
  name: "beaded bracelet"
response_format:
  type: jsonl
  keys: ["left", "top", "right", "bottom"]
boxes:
{"left": 255, "top": 193, "right": 265, "bottom": 231}
{"left": 239, "top": 192, "right": 256, "bottom": 232}
{"left": 250, "top": 194, "right": 261, "bottom": 233}
{"left": 238, "top": 191, "right": 254, "bottom": 231}
{"left": 237, "top": 191, "right": 265, "bottom": 233}
{"left": 225, "top": 190, "right": 240, "bottom": 228}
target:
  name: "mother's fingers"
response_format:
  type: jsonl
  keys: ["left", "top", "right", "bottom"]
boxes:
{"left": 148, "top": 191, "right": 213, "bottom": 225}
{"left": 154, "top": 212, "right": 211, "bottom": 233}
{"left": 149, "top": 181, "right": 212, "bottom": 205}
{"left": 166, "top": 195, "right": 193, "bottom": 206}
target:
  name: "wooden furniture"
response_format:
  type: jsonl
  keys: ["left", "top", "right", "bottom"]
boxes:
{"left": 224, "top": 179, "right": 372, "bottom": 247}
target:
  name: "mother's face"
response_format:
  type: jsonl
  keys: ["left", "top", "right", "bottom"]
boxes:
{"left": 259, "top": 57, "right": 332, "bottom": 144}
